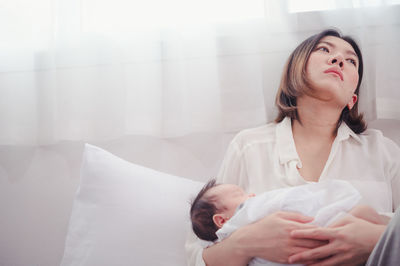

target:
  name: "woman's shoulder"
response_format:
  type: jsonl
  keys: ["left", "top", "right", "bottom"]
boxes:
{"left": 230, "top": 122, "right": 278, "bottom": 149}
{"left": 359, "top": 128, "right": 384, "bottom": 139}
{"left": 360, "top": 128, "right": 397, "bottom": 143}
{"left": 364, "top": 119, "right": 400, "bottom": 147}
{"left": 359, "top": 128, "right": 400, "bottom": 153}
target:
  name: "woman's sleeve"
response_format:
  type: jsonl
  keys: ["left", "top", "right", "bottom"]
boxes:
{"left": 381, "top": 135, "right": 400, "bottom": 211}
{"left": 388, "top": 139, "right": 400, "bottom": 210}
{"left": 184, "top": 227, "right": 208, "bottom": 266}
{"left": 216, "top": 136, "right": 249, "bottom": 188}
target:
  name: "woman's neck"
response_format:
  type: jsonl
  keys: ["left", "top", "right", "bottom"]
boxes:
{"left": 293, "top": 96, "right": 342, "bottom": 140}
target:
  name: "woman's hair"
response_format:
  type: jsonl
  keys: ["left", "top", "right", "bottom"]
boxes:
{"left": 275, "top": 29, "right": 366, "bottom": 134}
{"left": 190, "top": 179, "right": 221, "bottom": 241}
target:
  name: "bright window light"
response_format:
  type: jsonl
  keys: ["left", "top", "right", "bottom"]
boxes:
{"left": 82, "top": 0, "right": 265, "bottom": 32}
{"left": 288, "top": 0, "right": 337, "bottom": 13}
{"left": 289, "top": 0, "right": 400, "bottom": 13}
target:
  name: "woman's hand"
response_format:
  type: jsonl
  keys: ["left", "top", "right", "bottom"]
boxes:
{"left": 230, "top": 211, "right": 326, "bottom": 264}
{"left": 288, "top": 214, "right": 386, "bottom": 266}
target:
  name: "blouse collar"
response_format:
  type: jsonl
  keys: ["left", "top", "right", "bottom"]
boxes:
{"left": 276, "top": 117, "right": 362, "bottom": 165}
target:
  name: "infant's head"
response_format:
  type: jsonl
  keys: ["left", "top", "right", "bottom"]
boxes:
{"left": 190, "top": 179, "right": 255, "bottom": 241}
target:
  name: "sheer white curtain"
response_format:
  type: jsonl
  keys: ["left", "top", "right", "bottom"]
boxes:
{"left": 1, "top": 0, "right": 399, "bottom": 145}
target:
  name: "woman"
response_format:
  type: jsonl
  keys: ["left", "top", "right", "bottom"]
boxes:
{"left": 185, "top": 29, "right": 400, "bottom": 266}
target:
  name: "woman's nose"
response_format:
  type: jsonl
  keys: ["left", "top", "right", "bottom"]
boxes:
{"left": 330, "top": 54, "right": 344, "bottom": 68}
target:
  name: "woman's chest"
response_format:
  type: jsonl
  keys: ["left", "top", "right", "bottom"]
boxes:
{"left": 245, "top": 151, "right": 392, "bottom": 212}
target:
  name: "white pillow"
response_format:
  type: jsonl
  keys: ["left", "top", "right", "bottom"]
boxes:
{"left": 61, "top": 144, "right": 204, "bottom": 266}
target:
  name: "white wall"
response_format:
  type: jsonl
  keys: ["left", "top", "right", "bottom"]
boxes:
{"left": 0, "top": 120, "right": 399, "bottom": 266}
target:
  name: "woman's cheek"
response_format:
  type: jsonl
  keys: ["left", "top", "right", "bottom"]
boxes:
{"left": 349, "top": 70, "right": 359, "bottom": 91}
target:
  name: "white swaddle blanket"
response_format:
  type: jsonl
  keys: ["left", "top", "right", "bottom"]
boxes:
{"left": 216, "top": 180, "right": 361, "bottom": 266}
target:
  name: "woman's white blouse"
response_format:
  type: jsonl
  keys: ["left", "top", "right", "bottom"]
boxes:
{"left": 185, "top": 117, "right": 400, "bottom": 266}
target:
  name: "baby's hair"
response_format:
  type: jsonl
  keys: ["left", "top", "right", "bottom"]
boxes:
{"left": 190, "top": 178, "right": 221, "bottom": 241}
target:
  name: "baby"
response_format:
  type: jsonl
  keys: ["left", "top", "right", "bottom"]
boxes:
{"left": 190, "top": 179, "right": 385, "bottom": 266}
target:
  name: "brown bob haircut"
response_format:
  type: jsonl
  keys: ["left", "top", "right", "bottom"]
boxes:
{"left": 275, "top": 29, "right": 367, "bottom": 134}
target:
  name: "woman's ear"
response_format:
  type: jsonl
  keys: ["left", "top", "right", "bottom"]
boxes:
{"left": 212, "top": 214, "right": 229, "bottom": 228}
{"left": 347, "top": 94, "right": 358, "bottom": 110}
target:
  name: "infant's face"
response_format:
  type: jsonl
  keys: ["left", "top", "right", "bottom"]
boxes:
{"left": 207, "top": 184, "right": 255, "bottom": 219}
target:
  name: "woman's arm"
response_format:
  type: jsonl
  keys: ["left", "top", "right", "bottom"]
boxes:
{"left": 288, "top": 214, "right": 386, "bottom": 266}
{"left": 203, "top": 212, "right": 324, "bottom": 266}
{"left": 384, "top": 136, "right": 400, "bottom": 211}
{"left": 202, "top": 236, "right": 249, "bottom": 266}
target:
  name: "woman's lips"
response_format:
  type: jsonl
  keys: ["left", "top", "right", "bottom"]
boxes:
{"left": 324, "top": 67, "right": 343, "bottom": 81}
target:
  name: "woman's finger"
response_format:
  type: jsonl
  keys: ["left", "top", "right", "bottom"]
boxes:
{"left": 289, "top": 221, "right": 319, "bottom": 231}
{"left": 288, "top": 243, "right": 336, "bottom": 263}
{"left": 327, "top": 215, "right": 354, "bottom": 228}
{"left": 277, "top": 211, "right": 315, "bottom": 223}
{"left": 290, "top": 246, "right": 310, "bottom": 255}
{"left": 307, "top": 254, "right": 346, "bottom": 266}
{"left": 292, "top": 238, "right": 329, "bottom": 248}
{"left": 290, "top": 227, "right": 336, "bottom": 240}
{"left": 302, "top": 260, "right": 322, "bottom": 265}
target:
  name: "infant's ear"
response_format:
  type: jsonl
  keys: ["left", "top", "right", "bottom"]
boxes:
{"left": 212, "top": 214, "right": 228, "bottom": 228}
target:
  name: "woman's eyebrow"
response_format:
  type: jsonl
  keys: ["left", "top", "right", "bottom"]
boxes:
{"left": 318, "top": 41, "right": 358, "bottom": 59}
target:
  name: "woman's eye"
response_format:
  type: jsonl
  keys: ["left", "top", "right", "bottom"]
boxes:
{"left": 317, "top": 47, "right": 329, "bottom": 52}
{"left": 347, "top": 59, "right": 357, "bottom": 66}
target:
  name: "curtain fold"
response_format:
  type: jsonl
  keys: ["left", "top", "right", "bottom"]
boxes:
{"left": 1, "top": 0, "right": 399, "bottom": 145}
